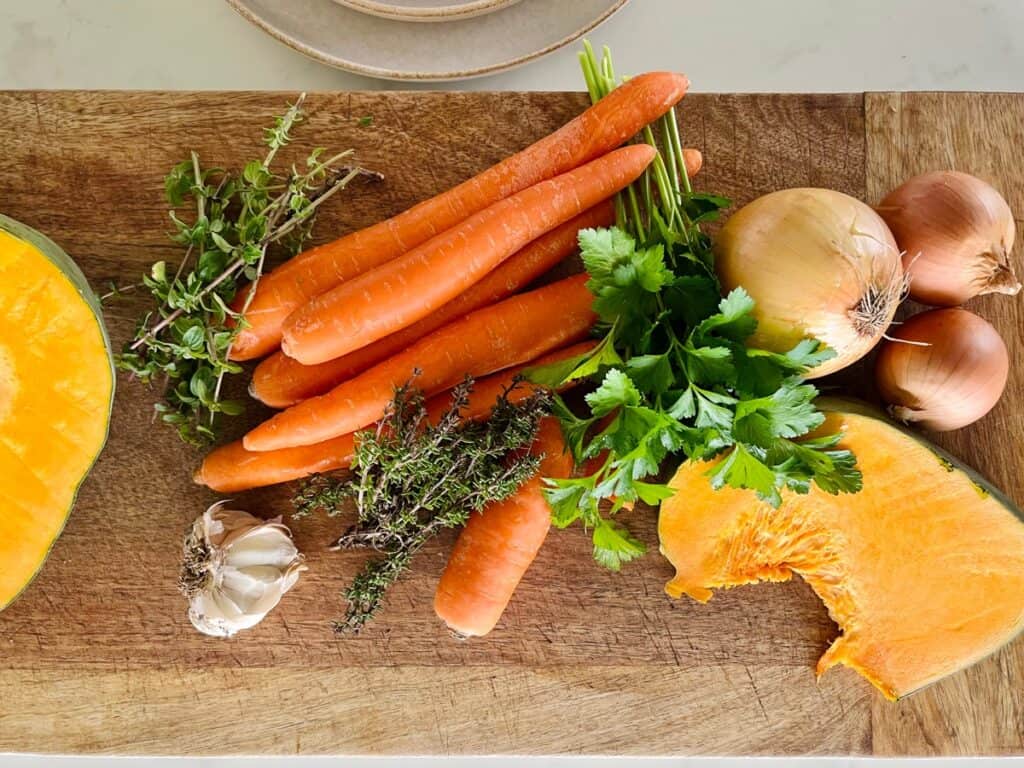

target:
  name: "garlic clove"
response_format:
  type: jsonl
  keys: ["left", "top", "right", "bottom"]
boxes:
{"left": 221, "top": 565, "right": 289, "bottom": 614}
{"left": 189, "top": 589, "right": 261, "bottom": 638}
{"left": 213, "top": 508, "right": 271, "bottom": 547}
{"left": 281, "top": 561, "right": 304, "bottom": 593}
{"left": 225, "top": 525, "right": 300, "bottom": 569}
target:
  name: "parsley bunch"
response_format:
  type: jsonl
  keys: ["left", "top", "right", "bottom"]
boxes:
{"left": 116, "top": 95, "right": 379, "bottom": 445}
{"left": 530, "top": 44, "right": 862, "bottom": 570}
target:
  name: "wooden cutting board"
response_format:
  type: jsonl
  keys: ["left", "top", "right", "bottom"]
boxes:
{"left": 0, "top": 90, "right": 1021, "bottom": 757}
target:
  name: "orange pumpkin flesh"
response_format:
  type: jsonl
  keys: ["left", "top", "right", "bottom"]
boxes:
{"left": 0, "top": 218, "right": 114, "bottom": 611}
{"left": 659, "top": 403, "right": 1024, "bottom": 700}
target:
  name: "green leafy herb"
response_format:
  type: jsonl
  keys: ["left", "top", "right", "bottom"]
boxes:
{"left": 532, "top": 44, "right": 862, "bottom": 569}
{"left": 293, "top": 378, "right": 550, "bottom": 633}
{"left": 117, "top": 94, "right": 381, "bottom": 446}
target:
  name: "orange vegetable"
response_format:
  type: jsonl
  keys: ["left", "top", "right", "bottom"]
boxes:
{"left": 659, "top": 400, "right": 1024, "bottom": 700}
{"left": 244, "top": 274, "right": 597, "bottom": 451}
{"left": 281, "top": 145, "right": 656, "bottom": 365}
{"left": 196, "top": 341, "right": 595, "bottom": 493}
{"left": 193, "top": 432, "right": 358, "bottom": 495}
{"left": 250, "top": 201, "right": 615, "bottom": 408}
{"left": 434, "top": 417, "right": 572, "bottom": 637}
{"left": 228, "top": 71, "right": 690, "bottom": 361}
{"left": 0, "top": 216, "right": 114, "bottom": 612}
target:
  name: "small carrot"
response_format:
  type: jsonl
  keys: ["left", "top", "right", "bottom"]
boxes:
{"left": 244, "top": 274, "right": 597, "bottom": 451}
{"left": 281, "top": 145, "right": 656, "bottom": 365}
{"left": 250, "top": 201, "right": 615, "bottom": 408}
{"left": 433, "top": 417, "right": 571, "bottom": 638}
{"left": 195, "top": 341, "right": 595, "bottom": 493}
{"left": 193, "top": 432, "right": 357, "bottom": 494}
{"left": 228, "top": 72, "right": 690, "bottom": 361}
{"left": 427, "top": 340, "right": 596, "bottom": 422}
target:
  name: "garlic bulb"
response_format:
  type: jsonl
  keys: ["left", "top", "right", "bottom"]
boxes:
{"left": 180, "top": 502, "right": 306, "bottom": 638}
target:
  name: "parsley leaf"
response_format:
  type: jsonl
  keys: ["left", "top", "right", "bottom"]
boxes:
{"left": 592, "top": 519, "right": 646, "bottom": 571}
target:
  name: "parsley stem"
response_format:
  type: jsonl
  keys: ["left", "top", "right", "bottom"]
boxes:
{"left": 666, "top": 110, "right": 693, "bottom": 196}
{"left": 578, "top": 50, "right": 601, "bottom": 104}
{"left": 627, "top": 185, "right": 645, "bottom": 242}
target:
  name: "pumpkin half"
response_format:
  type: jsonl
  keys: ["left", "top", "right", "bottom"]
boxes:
{"left": 0, "top": 214, "right": 114, "bottom": 611}
{"left": 659, "top": 400, "right": 1024, "bottom": 700}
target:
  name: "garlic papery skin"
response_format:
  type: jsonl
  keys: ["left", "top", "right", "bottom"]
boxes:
{"left": 180, "top": 502, "right": 306, "bottom": 638}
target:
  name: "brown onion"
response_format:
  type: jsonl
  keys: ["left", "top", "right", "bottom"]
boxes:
{"left": 875, "top": 308, "right": 1009, "bottom": 431}
{"left": 877, "top": 171, "right": 1019, "bottom": 306}
{"left": 714, "top": 188, "right": 904, "bottom": 378}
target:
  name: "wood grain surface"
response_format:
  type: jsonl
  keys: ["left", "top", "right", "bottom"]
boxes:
{"left": 0, "top": 89, "right": 1018, "bottom": 756}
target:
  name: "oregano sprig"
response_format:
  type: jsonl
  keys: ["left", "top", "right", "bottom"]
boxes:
{"left": 116, "top": 95, "right": 381, "bottom": 445}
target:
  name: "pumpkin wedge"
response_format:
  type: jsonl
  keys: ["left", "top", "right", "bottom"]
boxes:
{"left": 0, "top": 214, "right": 114, "bottom": 611}
{"left": 659, "top": 400, "right": 1024, "bottom": 700}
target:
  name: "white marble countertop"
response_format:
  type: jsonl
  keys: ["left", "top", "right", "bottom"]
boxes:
{"left": 2, "top": 1, "right": 1023, "bottom": 766}
{"left": 2, "top": 0, "right": 1024, "bottom": 93}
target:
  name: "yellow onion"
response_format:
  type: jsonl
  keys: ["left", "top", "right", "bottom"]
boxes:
{"left": 876, "top": 308, "right": 1009, "bottom": 431}
{"left": 714, "top": 188, "right": 904, "bottom": 378}
{"left": 877, "top": 171, "right": 1019, "bottom": 306}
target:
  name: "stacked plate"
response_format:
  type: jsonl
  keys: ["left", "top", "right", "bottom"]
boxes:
{"left": 227, "top": 0, "right": 628, "bottom": 81}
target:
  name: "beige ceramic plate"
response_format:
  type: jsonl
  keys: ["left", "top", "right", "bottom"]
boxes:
{"left": 227, "top": 0, "right": 628, "bottom": 81}
{"left": 334, "top": 0, "right": 522, "bottom": 23}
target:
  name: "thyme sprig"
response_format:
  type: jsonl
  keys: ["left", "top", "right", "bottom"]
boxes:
{"left": 117, "top": 94, "right": 381, "bottom": 446}
{"left": 294, "top": 378, "right": 550, "bottom": 633}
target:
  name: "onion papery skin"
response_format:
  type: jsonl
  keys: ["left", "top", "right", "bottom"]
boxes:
{"left": 714, "top": 188, "right": 903, "bottom": 378}
{"left": 876, "top": 308, "right": 1009, "bottom": 432}
{"left": 877, "top": 171, "right": 1020, "bottom": 306}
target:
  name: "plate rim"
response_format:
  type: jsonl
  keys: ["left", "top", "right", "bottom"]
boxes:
{"left": 333, "top": 0, "right": 522, "bottom": 23}
{"left": 225, "top": 0, "right": 629, "bottom": 82}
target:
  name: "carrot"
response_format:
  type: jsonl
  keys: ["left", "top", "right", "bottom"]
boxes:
{"left": 193, "top": 432, "right": 358, "bottom": 494}
{"left": 250, "top": 149, "right": 702, "bottom": 407}
{"left": 244, "top": 274, "right": 597, "bottom": 451}
{"left": 250, "top": 201, "right": 614, "bottom": 408}
{"left": 433, "top": 417, "right": 571, "bottom": 637}
{"left": 427, "top": 339, "right": 596, "bottom": 422}
{"left": 281, "top": 145, "right": 656, "bottom": 365}
{"left": 195, "top": 341, "right": 595, "bottom": 493}
{"left": 228, "top": 72, "right": 690, "bottom": 361}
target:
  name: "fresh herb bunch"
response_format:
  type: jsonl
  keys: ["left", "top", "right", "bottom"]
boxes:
{"left": 529, "top": 44, "right": 862, "bottom": 570}
{"left": 294, "top": 378, "right": 550, "bottom": 633}
{"left": 117, "top": 95, "right": 379, "bottom": 445}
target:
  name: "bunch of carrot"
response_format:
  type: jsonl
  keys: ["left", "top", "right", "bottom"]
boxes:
{"left": 195, "top": 70, "right": 695, "bottom": 637}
